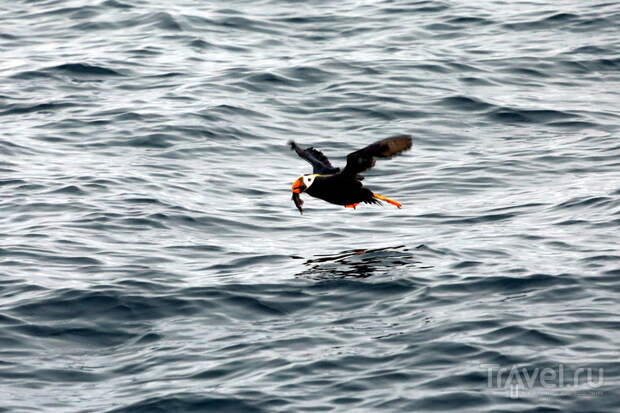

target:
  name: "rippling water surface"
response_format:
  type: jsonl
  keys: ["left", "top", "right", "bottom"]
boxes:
{"left": 1, "top": 0, "right": 620, "bottom": 411}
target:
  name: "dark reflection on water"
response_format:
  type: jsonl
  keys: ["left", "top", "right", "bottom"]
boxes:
{"left": 294, "top": 245, "right": 421, "bottom": 279}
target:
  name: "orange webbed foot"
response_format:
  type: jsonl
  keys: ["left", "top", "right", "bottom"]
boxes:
{"left": 344, "top": 203, "right": 359, "bottom": 209}
{"left": 372, "top": 193, "right": 402, "bottom": 208}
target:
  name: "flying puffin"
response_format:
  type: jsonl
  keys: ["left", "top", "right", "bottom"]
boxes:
{"left": 289, "top": 135, "right": 412, "bottom": 214}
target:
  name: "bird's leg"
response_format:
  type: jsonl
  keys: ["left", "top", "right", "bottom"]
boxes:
{"left": 373, "top": 193, "right": 402, "bottom": 208}
{"left": 344, "top": 203, "right": 359, "bottom": 209}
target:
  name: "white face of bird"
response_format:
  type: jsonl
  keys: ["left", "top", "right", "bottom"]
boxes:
{"left": 291, "top": 174, "right": 317, "bottom": 193}
{"left": 302, "top": 174, "right": 316, "bottom": 189}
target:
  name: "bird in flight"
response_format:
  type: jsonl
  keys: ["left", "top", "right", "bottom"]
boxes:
{"left": 289, "top": 135, "right": 412, "bottom": 214}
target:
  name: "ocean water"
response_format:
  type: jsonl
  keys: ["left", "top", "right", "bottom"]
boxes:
{"left": 1, "top": 0, "right": 619, "bottom": 411}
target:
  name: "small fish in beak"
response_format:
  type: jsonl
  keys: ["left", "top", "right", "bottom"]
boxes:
{"left": 292, "top": 192, "right": 304, "bottom": 214}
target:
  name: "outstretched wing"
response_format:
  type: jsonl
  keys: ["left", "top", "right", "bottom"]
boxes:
{"left": 340, "top": 135, "right": 412, "bottom": 177}
{"left": 289, "top": 140, "right": 340, "bottom": 174}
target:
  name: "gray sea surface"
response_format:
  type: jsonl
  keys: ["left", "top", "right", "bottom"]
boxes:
{"left": 1, "top": 0, "right": 620, "bottom": 412}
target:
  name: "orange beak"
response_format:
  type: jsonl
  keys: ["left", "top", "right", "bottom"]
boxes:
{"left": 291, "top": 177, "right": 305, "bottom": 194}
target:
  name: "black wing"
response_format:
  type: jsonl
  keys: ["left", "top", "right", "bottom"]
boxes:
{"left": 289, "top": 140, "right": 340, "bottom": 174}
{"left": 340, "top": 135, "right": 412, "bottom": 177}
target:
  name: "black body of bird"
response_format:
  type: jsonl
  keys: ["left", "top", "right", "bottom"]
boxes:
{"left": 289, "top": 135, "right": 412, "bottom": 214}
